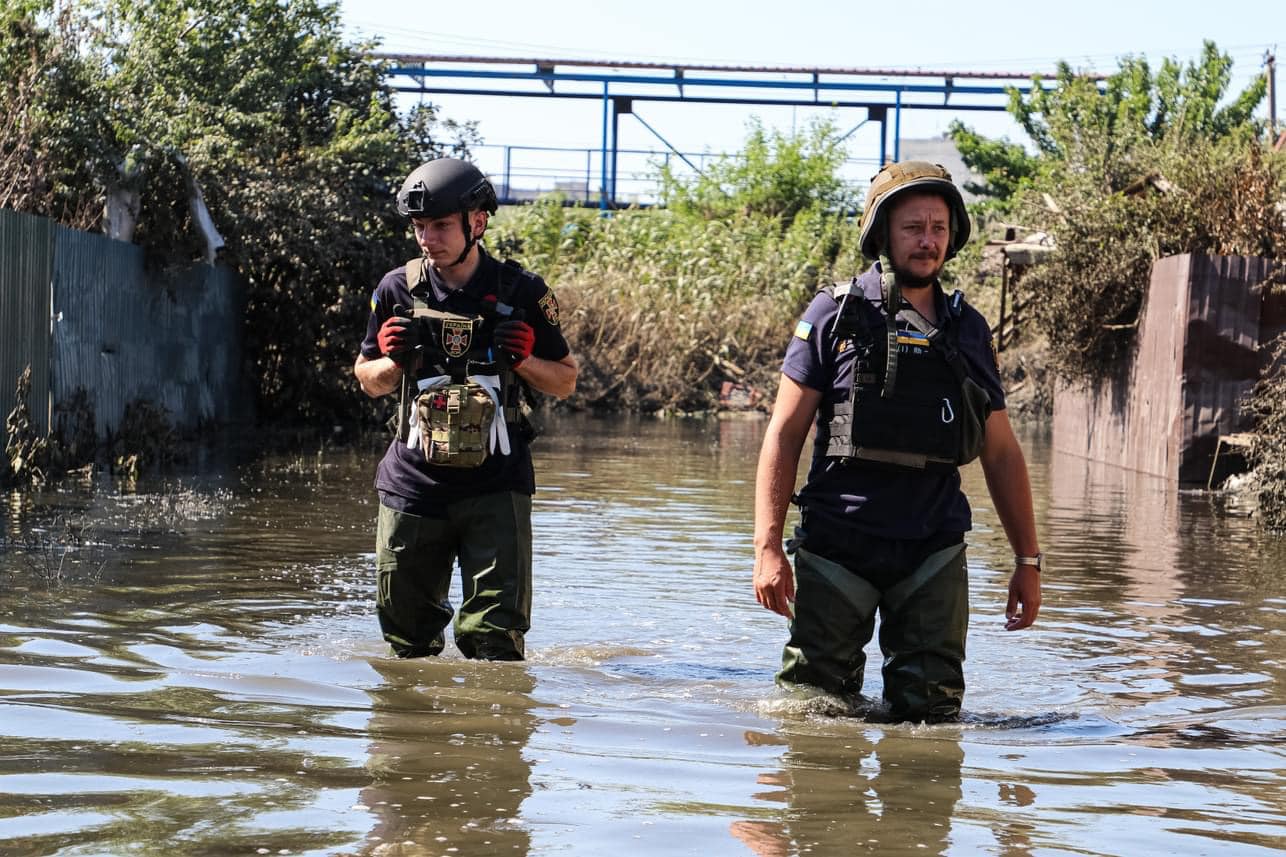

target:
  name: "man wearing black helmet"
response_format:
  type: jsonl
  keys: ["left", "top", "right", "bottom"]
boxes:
{"left": 355, "top": 158, "right": 577, "bottom": 661}
{"left": 752, "top": 161, "right": 1041, "bottom": 721}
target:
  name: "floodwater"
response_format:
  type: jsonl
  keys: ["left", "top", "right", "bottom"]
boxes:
{"left": 1, "top": 414, "right": 1284, "bottom": 856}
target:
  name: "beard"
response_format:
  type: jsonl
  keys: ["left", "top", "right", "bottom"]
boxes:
{"left": 888, "top": 256, "right": 943, "bottom": 289}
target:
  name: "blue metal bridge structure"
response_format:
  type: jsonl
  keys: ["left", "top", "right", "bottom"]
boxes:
{"left": 378, "top": 54, "right": 1064, "bottom": 209}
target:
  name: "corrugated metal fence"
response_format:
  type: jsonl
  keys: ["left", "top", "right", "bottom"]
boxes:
{"left": 1054, "top": 253, "right": 1280, "bottom": 483}
{"left": 0, "top": 210, "right": 54, "bottom": 434}
{"left": 1, "top": 209, "right": 249, "bottom": 438}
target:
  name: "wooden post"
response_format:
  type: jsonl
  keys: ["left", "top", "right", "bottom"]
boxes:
{"left": 998, "top": 258, "right": 1010, "bottom": 352}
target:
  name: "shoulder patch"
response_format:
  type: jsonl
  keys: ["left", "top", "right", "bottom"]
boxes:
{"left": 538, "top": 288, "right": 561, "bottom": 327}
{"left": 370, "top": 292, "right": 379, "bottom": 313}
{"left": 793, "top": 320, "right": 813, "bottom": 341}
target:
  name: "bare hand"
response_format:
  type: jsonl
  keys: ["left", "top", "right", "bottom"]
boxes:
{"left": 1005, "top": 565, "right": 1041, "bottom": 630}
{"left": 754, "top": 546, "right": 796, "bottom": 618}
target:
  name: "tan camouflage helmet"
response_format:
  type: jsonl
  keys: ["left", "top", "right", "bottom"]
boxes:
{"left": 857, "top": 160, "right": 971, "bottom": 261}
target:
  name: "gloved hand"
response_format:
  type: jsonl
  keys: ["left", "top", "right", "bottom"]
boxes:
{"left": 377, "top": 313, "right": 420, "bottom": 367}
{"left": 493, "top": 319, "right": 535, "bottom": 368}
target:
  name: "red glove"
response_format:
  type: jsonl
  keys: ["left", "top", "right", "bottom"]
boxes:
{"left": 377, "top": 315, "right": 420, "bottom": 366}
{"left": 493, "top": 319, "right": 535, "bottom": 368}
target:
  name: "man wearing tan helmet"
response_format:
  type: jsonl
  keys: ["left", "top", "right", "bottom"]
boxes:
{"left": 752, "top": 160, "right": 1041, "bottom": 722}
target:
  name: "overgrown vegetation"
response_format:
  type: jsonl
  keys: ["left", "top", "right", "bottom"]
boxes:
{"left": 2, "top": 368, "right": 185, "bottom": 489}
{"left": 1246, "top": 334, "right": 1286, "bottom": 530}
{"left": 1, "top": 0, "right": 478, "bottom": 427}
{"left": 490, "top": 118, "right": 891, "bottom": 411}
{"left": 950, "top": 41, "right": 1284, "bottom": 381}
{"left": 951, "top": 41, "right": 1286, "bottom": 523}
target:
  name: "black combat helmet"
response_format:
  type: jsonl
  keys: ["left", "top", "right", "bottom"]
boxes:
{"left": 396, "top": 158, "right": 498, "bottom": 219}
{"left": 396, "top": 158, "right": 498, "bottom": 268}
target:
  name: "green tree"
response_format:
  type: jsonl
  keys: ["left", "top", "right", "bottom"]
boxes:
{"left": 1, "top": 0, "right": 482, "bottom": 425}
{"left": 658, "top": 117, "right": 855, "bottom": 224}
{"left": 0, "top": 2, "right": 113, "bottom": 226}
{"left": 951, "top": 40, "right": 1267, "bottom": 205}
{"left": 946, "top": 121, "right": 1037, "bottom": 208}
{"left": 972, "top": 43, "right": 1281, "bottom": 384}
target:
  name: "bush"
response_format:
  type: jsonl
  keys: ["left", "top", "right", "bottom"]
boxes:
{"left": 1246, "top": 333, "right": 1286, "bottom": 529}
{"left": 950, "top": 42, "right": 1281, "bottom": 382}
{"left": 490, "top": 202, "right": 861, "bottom": 411}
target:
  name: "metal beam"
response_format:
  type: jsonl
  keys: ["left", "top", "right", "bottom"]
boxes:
{"left": 389, "top": 86, "right": 1011, "bottom": 112}
{"left": 378, "top": 54, "right": 1077, "bottom": 207}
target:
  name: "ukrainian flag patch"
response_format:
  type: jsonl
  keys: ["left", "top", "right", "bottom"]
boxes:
{"left": 896, "top": 331, "right": 931, "bottom": 347}
{"left": 370, "top": 293, "right": 378, "bottom": 312}
{"left": 793, "top": 320, "right": 813, "bottom": 341}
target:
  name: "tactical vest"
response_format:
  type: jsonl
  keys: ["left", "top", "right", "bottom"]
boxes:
{"left": 396, "top": 257, "right": 535, "bottom": 466}
{"left": 820, "top": 280, "right": 991, "bottom": 471}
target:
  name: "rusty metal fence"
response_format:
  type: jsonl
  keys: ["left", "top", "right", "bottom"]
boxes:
{"left": 1, "top": 209, "right": 249, "bottom": 438}
{"left": 1053, "top": 254, "right": 1280, "bottom": 484}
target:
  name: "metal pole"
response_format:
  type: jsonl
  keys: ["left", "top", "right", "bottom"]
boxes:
{"left": 503, "top": 146, "right": 512, "bottom": 203}
{"left": 1268, "top": 51, "right": 1278, "bottom": 137}
{"left": 599, "top": 82, "right": 610, "bottom": 211}
{"left": 611, "top": 99, "right": 621, "bottom": 206}
{"left": 879, "top": 115, "right": 887, "bottom": 166}
{"left": 893, "top": 89, "right": 902, "bottom": 162}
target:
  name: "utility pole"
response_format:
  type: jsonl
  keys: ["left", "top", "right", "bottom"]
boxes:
{"left": 1267, "top": 50, "right": 1277, "bottom": 138}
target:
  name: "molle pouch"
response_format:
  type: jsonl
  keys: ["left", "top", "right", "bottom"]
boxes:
{"left": 415, "top": 382, "right": 496, "bottom": 468}
{"left": 956, "top": 376, "right": 992, "bottom": 465}
{"left": 851, "top": 390, "right": 960, "bottom": 470}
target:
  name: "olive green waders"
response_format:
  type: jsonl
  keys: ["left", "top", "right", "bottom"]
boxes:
{"left": 375, "top": 491, "right": 532, "bottom": 660}
{"left": 778, "top": 540, "right": 969, "bottom": 722}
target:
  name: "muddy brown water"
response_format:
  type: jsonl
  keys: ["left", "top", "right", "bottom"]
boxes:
{"left": 1, "top": 414, "right": 1284, "bottom": 856}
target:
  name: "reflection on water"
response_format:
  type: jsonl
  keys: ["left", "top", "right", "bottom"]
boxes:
{"left": 0, "top": 415, "right": 1284, "bottom": 855}
{"left": 359, "top": 659, "right": 535, "bottom": 855}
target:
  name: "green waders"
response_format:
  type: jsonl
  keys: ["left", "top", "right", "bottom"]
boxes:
{"left": 778, "top": 538, "right": 969, "bottom": 722}
{"left": 375, "top": 491, "right": 533, "bottom": 660}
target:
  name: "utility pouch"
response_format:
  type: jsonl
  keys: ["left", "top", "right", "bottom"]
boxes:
{"left": 956, "top": 376, "right": 992, "bottom": 465}
{"left": 415, "top": 381, "right": 496, "bottom": 468}
{"left": 850, "top": 387, "right": 960, "bottom": 470}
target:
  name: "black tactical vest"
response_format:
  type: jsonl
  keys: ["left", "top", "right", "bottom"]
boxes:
{"left": 820, "top": 281, "right": 990, "bottom": 471}
{"left": 396, "top": 257, "right": 534, "bottom": 441}
{"left": 406, "top": 256, "right": 525, "bottom": 383}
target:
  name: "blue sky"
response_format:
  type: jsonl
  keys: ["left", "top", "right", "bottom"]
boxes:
{"left": 339, "top": 0, "right": 1281, "bottom": 198}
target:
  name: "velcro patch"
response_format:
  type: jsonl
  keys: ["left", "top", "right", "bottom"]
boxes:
{"left": 539, "top": 289, "right": 561, "bottom": 327}
{"left": 896, "top": 331, "right": 931, "bottom": 348}
{"left": 793, "top": 320, "right": 813, "bottom": 341}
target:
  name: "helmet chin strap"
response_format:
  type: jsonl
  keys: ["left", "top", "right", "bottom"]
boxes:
{"left": 426, "top": 211, "right": 477, "bottom": 270}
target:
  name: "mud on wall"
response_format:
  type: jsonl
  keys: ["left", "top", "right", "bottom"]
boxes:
{"left": 1, "top": 208, "right": 251, "bottom": 437}
{"left": 1053, "top": 254, "right": 1282, "bottom": 483}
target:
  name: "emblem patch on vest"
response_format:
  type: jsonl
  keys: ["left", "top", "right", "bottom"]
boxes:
{"left": 539, "top": 289, "right": 561, "bottom": 327}
{"left": 442, "top": 319, "right": 473, "bottom": 358}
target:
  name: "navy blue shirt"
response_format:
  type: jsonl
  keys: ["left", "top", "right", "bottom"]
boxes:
{"left": 782, "top": 264, "right": 1005, "bottom": 539}
{"left": 361, "top": 248, "right": 570, "bottom": 515}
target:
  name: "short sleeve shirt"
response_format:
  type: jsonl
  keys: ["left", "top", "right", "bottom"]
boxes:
{"left": 361, "top": 247, "right": 570, "bottom": 515}
{"left": 782, "top": 264, "right": 1005, "bottom": 540}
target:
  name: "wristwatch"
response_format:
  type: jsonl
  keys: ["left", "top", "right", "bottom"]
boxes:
{"left": 1014, "top": 552, "right": 1043, "bottom": 571}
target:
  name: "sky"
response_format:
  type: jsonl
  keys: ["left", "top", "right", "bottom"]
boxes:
{"left": 338, "top": 0, "right": 1282, "bottom": 200}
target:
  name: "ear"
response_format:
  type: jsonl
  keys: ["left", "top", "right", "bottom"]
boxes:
{"left": 471, "top": 209, "right": 490, "bottom": 238}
